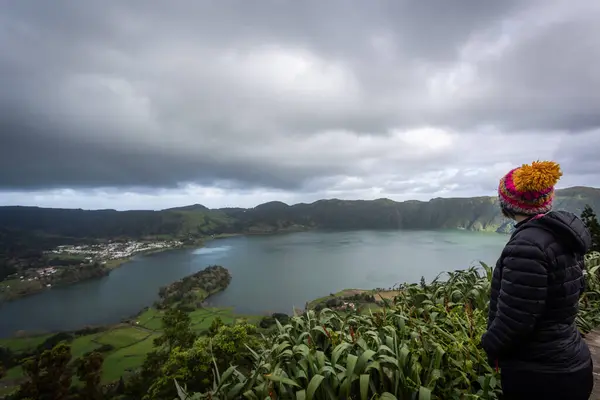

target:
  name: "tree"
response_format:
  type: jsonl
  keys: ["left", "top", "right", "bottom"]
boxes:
{"left": 126, "top": 308, "right": 198, "bottom": 398}
{"left": 146, "top": 322, "right": 260, "bottom": 399}
{"left": 581, "top": 205, "right": 600, "bottom": 252}
{"left": 74, "top": 351, "right": 104, "bottom": 400}
{"left": 208, "top": 316, "right": 224, "bottom": 336}
{"left": 115, "top": 376, "right": 125, "bottom": 395}
{"left": 153, "top": 308, "right": 198, "bottom": 352}
{"left": 17, "top": 343, "right": 72, "bottom": 400}
{"left": 125, "top": 350, "right": 170, "bottom": 399}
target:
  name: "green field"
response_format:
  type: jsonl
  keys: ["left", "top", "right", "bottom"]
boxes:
{"left": 70, "top": 333, "right": 103, "bottom": 359}
{"left": 0, "top": 325, "right": 157, "bottom": 389}
{"left": 0, "top": 306, "right": 263, "bottom": 392}
{"left": 96, "top": 327, "right": 150, "bottom": 348}
{"left": 190, "top": 307, "right": 237, "bottom": 331}
{"left": 0, "top": 334, "right": 51, "bottom": 352}
{"left": 135, "top": 307, "right": 261, "bottom": 333}
{"left": 101, "top": 333, "right": 158, "bottom": 382}
{"left": 135, "top": 308, "right": 164, "bottom": 331}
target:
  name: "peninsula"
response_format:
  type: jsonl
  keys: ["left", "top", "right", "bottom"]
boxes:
{"left": 0, "top": 239, "right": 190, "bottom": 303}
{"left": 154, "top": 265, "right": 232, "bottom": 310}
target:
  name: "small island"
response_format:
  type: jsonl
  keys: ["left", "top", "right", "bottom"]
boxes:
{"left": 155, "top": 265, "right": 232, "bottom": 310}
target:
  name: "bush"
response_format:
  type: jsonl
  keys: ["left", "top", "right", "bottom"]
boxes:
{"left": 95, "top": 344, "right": 115, "bottom": 353}
{"left": 146, "top": 322, "right": 260, "bottom": 399}
{"left": 37, "top": 332, "right": 74, "bottom": 351}
{"left": 73, "top": 326, "right": 105, "bottom": 336}
{"left": 259, "top": 313, "right": 291, "bottom": 329}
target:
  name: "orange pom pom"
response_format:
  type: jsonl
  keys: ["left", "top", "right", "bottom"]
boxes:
{"left": 513, "top": 161, "right": 562, "bottom": 192}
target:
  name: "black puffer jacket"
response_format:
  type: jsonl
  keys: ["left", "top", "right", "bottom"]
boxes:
{"left": 481, "top": 210, "right": 592, "bottom": 372}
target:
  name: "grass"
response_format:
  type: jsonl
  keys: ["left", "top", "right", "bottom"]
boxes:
{"left": 0, "top": 384, "right": 18, "bottom": 397}
{"left": 3, "top": 366, "right": 23, "bottom": 381}
{"left": 101, "top": 333, "right": 159, "bottom": 383}
{"left": 136, "top": 308, "right": 164, "bottom": 331}
{"left": 172, "top": 210, "right": 235, "bottom": 235}
{"left": 189, "top": 308, "right": 236, "bottom": 332}
{"left": 70, "top": 333, "right": 102, "bottom": 359}
{"left": 0, "top": 366, "right": 23, "bottom": 397}
{"left": 96, "top": 327, "right": 150, "bottom": 348}
{"left": 135, "top": 306, "right": 260, "bottom": 333}
{"left": 0, "top": 334, "right": 51, "bottom": 352}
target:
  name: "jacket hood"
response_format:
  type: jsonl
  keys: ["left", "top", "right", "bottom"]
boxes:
{"left": 519, "top": 210, "right": 592, "bottom": 254}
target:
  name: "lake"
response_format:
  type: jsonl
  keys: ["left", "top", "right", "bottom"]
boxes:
{"left": 0, "top": 230, "right": 508, "bottom": 337}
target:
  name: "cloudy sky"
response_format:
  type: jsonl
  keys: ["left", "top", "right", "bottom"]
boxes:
{"left": 1, "top": 0, "right": 600, "bottom": 210}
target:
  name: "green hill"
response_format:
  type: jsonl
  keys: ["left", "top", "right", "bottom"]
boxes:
{"left": 1, "top": 187, "right": 599, "bottom": 241}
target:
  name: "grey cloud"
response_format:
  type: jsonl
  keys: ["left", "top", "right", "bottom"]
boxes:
{"left": 451, "top": 11, "right": 600, "bottom": 132}
{"left": 555, "top": 130, "right": 600, "bottom": 177}
{"left": 0, "top": 0, "right": 599, "bottom": 193}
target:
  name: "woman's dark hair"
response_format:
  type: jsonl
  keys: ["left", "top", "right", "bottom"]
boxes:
{"left": 501, "top": 203, "right": 518, "bottom": 220}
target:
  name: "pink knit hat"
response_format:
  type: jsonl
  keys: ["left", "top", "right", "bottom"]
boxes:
{"left": 498, "top": 161, "right": 563, "bottom": 216}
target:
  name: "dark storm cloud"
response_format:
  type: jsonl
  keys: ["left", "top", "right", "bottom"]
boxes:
{"left": 0, "top": 118, "right": 341, "bottom": 190}
{"left": 0, "top": 0, "right": 599, "bottom": 192}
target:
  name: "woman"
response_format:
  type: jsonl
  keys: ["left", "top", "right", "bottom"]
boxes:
{"left": 481, "top": 160, "right": 594, "bottom": 399}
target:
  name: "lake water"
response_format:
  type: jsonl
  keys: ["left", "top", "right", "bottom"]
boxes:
{"left": 0, "top": 230, "right": 508, "bottom": 337}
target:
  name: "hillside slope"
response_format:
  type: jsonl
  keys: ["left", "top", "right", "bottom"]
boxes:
{"left": 230, "top": 187, "right": 600, "bottom": 234}
{"left": 1, "top": 187, "right": 599, "bottom": 240}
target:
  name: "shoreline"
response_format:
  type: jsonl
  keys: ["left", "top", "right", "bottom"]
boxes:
{"left": 0, "top": 266, "right": 233, "bottom": 340}
{"left": 0, "top": 241, "right": 205, "bottom": 304}
{"left": 104, "top": 241, "right": 204, "bottom": 270}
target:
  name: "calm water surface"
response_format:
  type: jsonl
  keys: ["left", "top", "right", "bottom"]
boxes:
{"left": 0, "top": 230, "right": 507, "bottom": 337}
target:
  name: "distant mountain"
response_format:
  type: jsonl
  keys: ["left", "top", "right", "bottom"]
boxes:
{"left": 165, "top": 204, "right": 210, "bottom": 212}
{"left": 1, "top": 187, "right": 599, "bottom": 241}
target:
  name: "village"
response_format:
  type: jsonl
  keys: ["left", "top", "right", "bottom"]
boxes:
{"left": 51, "top": 239, "right": 184, "bottom": 262}
{"left": 8, "top": 240, "right": 183, "bottom": 286}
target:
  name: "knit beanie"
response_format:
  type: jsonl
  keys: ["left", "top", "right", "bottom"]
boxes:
{"left": 498, "top": 160, "right": 563, "bottom": 216}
